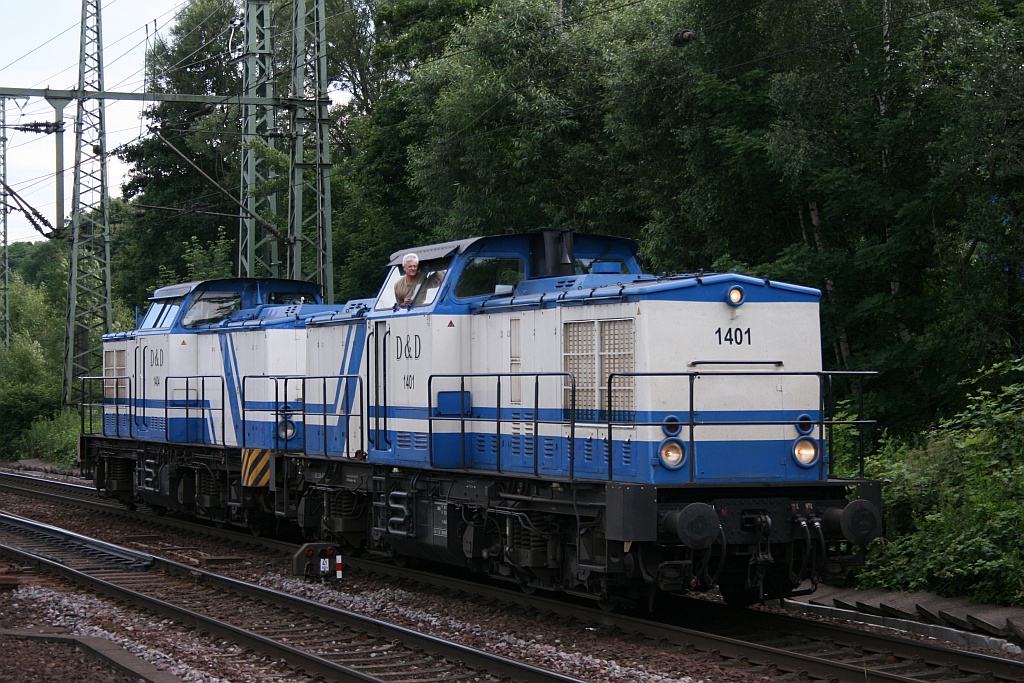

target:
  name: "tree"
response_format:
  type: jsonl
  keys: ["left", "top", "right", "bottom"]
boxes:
{"left": 0, "top": 275, "right": 64, "bottom": 459}
{"left": 406, "top": 0, "right": 619, "bottom": 240}
{"left": 115, "top": 0, "right": 244, "bottom": 308}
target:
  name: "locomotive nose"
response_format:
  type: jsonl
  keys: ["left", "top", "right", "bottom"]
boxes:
{"left": 824, "top": 499, "right": 882, "bottom": 546}
{"left": 663, "top": 503, "right": 721, "bottom": 549}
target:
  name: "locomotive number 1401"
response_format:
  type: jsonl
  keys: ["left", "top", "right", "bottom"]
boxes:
{"left": 716, "top": 327, "right": 752, "bottom": 345}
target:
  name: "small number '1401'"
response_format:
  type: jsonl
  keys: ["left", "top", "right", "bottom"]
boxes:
{"left": 716, "top": 327, "right": 751, "bottom": 345}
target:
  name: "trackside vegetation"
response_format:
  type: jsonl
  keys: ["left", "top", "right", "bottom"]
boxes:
{"left": 859, "top": 360, "right": 1024, "bottom": 606}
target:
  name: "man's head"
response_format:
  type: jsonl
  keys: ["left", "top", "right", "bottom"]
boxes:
{"left": 402, "top": 253, "right": 419, "bottom": 275}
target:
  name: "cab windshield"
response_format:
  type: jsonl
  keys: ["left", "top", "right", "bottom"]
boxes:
{"left": 181, "top": 291, "right": 243, "bottom": 328}
{"left": 139, "top": 296, "right": 185, "bottom": 330}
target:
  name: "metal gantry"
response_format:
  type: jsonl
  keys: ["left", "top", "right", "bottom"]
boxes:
{"left": 239, "top": 0, "right": 281, "bottom": 279}
{"left": 63, "top": 0, "right": 113, "bottom": 407}
{"left": 288, "top": 0, "right": 334, "bottom": 302}
{"left": 1, "top": 98, "right": 9, "bottom": 349}
{"left": 1, "top": 0, "right": 335, "bottom": 402}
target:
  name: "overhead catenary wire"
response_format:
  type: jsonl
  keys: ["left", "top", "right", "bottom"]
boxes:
{"left": 148, "top": 125, "right": 285, "bottom": 240}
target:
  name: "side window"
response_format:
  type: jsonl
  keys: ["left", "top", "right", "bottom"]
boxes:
{"left": 454, "top": 257, "right": 525, "bottom": 298}
{"left": 576, "top": 258, "right": 626, "bottom": 275}
{"left": 181, "top": 291, "right": 242, "bottom": 328}
{"left": 139, "top": 303, "right": 164, "bottom": 329}
{"left": 413, "top": 258, "right": 449, "bottom": 306}
{"left": 157, "top": 300, "right": 183, "bottom": 327}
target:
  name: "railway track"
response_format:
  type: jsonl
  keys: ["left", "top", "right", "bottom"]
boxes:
{"left": 356, "top": 558, "right": 1024, "bottom": 683}
{"left": 0, "top": 510, "right": 588, "bottom": 683}
{"left": 4, "top": 469, "right": 1024, "bottom": 682}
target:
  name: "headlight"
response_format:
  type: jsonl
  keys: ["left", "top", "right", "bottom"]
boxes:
{"left": 725, "top": 286, "right": 745, "bottom": 306}
{"left": 659, "top": 439, "right": 686, "bottom": 469}
{"left": 277, "top": 419, "right": 296, "bottom": 440}
{"left": 792, "top": 437, "right": 818, "bottom": 466}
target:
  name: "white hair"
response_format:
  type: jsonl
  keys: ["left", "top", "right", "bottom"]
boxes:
{"left": 402, "top": 253, "right": 419, "bottom": 267}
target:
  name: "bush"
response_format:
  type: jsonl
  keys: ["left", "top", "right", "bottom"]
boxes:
{"left": 0, "top": 383, "right": 62, "bottom": 460}
{"left": 858, "top": 360, "right": 1024, "bottom": 606}
{"left": 11, "top": 410, "right": 82, "bottom": 468}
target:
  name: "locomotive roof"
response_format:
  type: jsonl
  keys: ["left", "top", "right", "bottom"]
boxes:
{"left": 386, "top": 231, "right": 639, "bottom": 267}
{"left": 149, "top": 277, "right": 322, "bottom": 300}
{"left": 150, "top": 280, "right": 201, "bottom": 299}
{"left": 387, "top": 237, "right": 481, "bottom": 266}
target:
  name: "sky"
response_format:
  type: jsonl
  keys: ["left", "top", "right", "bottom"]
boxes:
{"left": 1, "top": 0, "right": 190, "bottom": 246}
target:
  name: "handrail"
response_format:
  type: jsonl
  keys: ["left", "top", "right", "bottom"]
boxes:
{"left": 605, "top": 369, "right": 877, "bottom": 482}
{"left": 240, "top": 374, "right": 365, "bottom": 456}
{"left": 427, "top": 372, "right": 576, "bottom": 478}
{"left": 78, "top": 374, "right": 132, "bottom": 437}
{"left": 163, "top": 376, "right": 225, "bottom": 445}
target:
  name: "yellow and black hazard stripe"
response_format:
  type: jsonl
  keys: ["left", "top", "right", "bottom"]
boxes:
{"left": 241, "top": 448, "right": 272, "bottom": 488}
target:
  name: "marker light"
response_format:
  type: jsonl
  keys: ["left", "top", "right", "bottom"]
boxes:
{"left": 795, "top": 414, "right": 814, "bottom": 435}
{"left": 725, "top": 286, "right": 745, "bottom": 306}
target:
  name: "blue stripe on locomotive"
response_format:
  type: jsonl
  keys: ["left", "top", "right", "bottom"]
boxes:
{"left": 363, "top": 405, "right": 825, "bottom": 484}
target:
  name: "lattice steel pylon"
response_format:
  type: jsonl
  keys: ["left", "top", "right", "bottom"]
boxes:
{"left": 239, "top": 0, "right": 280, "bottom": 278}
{"left": 288, "top": 0, "right": 333, "bottom": 302}
{"left": 1, "top": 98, "right": 9, "bottom": 349}
{"left": 63, "top": 0, "right": 113, "bottom": 406}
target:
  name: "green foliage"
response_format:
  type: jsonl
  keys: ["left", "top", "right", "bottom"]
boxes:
{"left": 1, "top": 245, "right": 87, "bottom": 463}
{"left": 859, "top": 359, "right": 1024, "bottom": 606}
{"left": 113, "top": 0, "right": 244, "bottom": 309}
{"left": 10, "top": 411, "right": 82, "bottom": 467}
{"left": 0, "top": 382, "right": 63, "bottom": 461}
{"left": 156, "top": 226, "right": 236, "bottom": 286}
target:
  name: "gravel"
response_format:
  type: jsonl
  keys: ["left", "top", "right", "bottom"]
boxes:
{"left": 8, "top": 470, "right": 1015, "bottom": 683}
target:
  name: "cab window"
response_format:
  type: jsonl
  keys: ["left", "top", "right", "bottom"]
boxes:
{"left": 181, "top": 291, "right": 242, "bottom": 328}
{"left": 576, "top": 258, "right": 627, "bottom": 275}
{"left": 375, "top": 258, "right": 450, "bottom": 310}
{"left": 454, "top": 257, "right": 525, "bottom": 298}
{"left": 139, "top": 297, "right": 184, "bottom": 330}
{"left": 268, "top": 291, "right": 313, "bottom": 304}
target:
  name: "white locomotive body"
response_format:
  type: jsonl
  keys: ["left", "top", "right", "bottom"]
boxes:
{"left": 82, "top": 231, "right": 881, "bottom": 606}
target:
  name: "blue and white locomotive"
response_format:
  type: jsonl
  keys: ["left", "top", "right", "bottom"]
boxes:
{"left": 80, "top": 230, "right": 882, "bottom": 606}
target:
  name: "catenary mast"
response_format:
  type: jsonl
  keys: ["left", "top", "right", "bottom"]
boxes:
{"left": 63, "top": 0, "right": 113, "bottom": 407}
